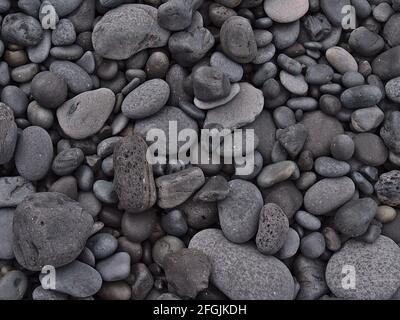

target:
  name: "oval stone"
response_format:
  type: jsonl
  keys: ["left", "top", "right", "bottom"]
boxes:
{"left": 122, "top": 79, "right": 170, "bottom": 119}
{"left": 15, "top": 126, "right": 54, "bottom": 181}
{"left": 220, "top": 16, "right": 257, "bottom": 64}
{"left": 0, "top": 103, "right": 17, "bottom": 165}
{"left": 304, "top": 177, "right": 356, "bottom": 215}
{"left": 218, "top": 180, "right": 263, "bottom": 244}
{"left": 189, "top": 229, "right": 294, "bottom": 300}
{"left": 57, "top": 89, "right": 115, "bottom": 140}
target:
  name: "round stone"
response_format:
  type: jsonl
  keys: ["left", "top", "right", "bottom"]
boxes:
{"left": 326, "top": 236, "right": 400, "bottom": 299}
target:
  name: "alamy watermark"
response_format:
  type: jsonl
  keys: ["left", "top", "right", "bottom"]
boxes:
{"left": 145, "top": 121, "right": 256, "bottom": 176}
{"left": 341, "top": 264, "right": 356, "bottom": 290}
{"left": 40, "top": 265, "right": 56, "bottom": 290}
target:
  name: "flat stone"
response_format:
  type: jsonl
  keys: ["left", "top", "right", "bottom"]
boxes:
{"left": 194, "top": 83, "right": 240, "bottom": 110}
{"left": 204, "top": 82, "right": 264, "bottom": 130}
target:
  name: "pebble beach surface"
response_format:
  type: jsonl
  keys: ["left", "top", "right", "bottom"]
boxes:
{"left": 0, "top": 0, "right": 400, "bottom": 301}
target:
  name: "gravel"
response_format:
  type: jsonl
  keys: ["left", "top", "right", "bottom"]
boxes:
{"left": 0, "top": 0, "right": 399, "bottom": 301}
